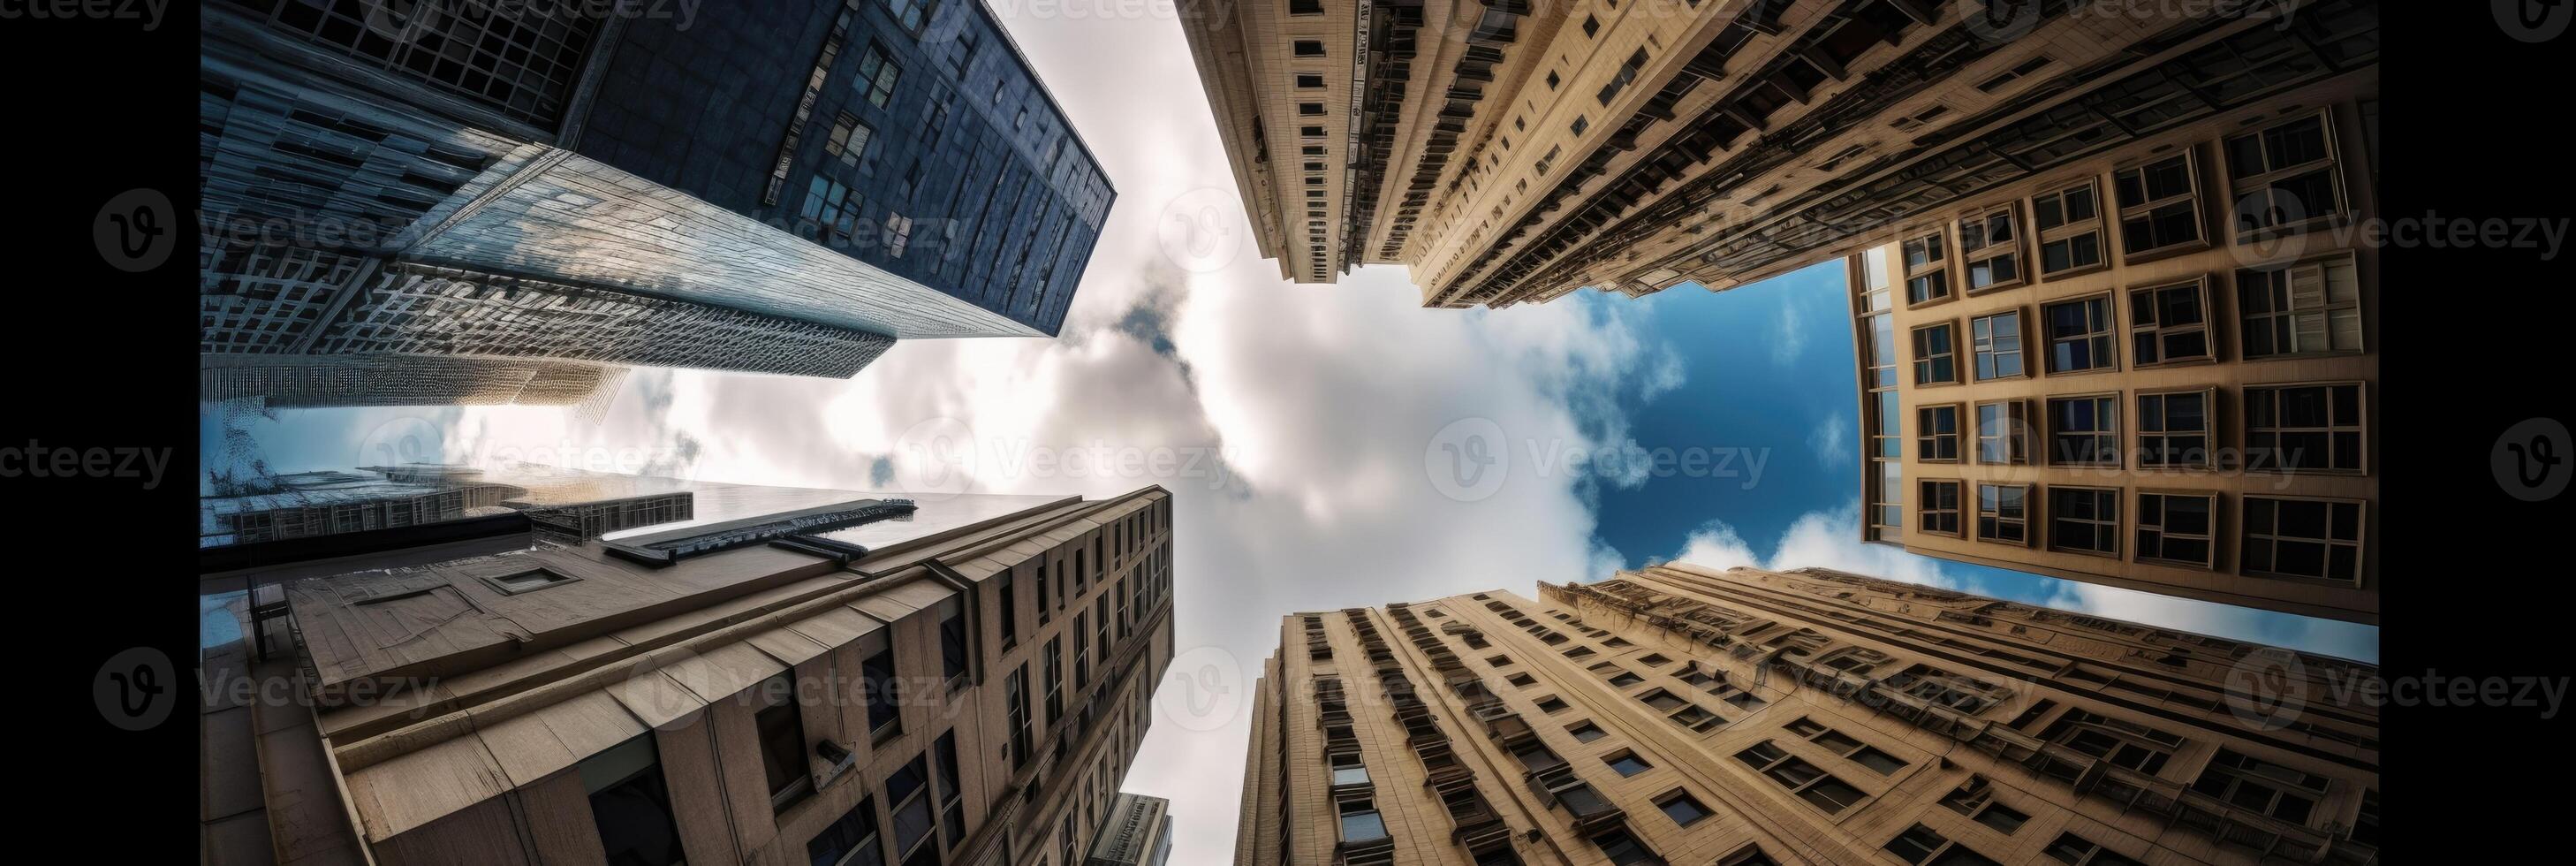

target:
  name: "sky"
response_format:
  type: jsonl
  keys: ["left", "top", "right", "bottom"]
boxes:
{"left": 200, "top": 7, "right": 2377, "bottom": 864}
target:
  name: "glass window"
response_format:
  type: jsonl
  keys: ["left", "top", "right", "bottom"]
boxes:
{"left": 1974, "top": 400, "right": 2029, "bottom": 465}
{"left": 1916, "top": 404, "right": 1961, "bottom": 461}
{"left": 855, "top": 44, "right": 901, "bottom": 108}
{"left": 1977, "top": 484, "right": 2029, "bottom": 546}
{"left": 2239, "top": 255, "right": 2362, "bottom": 357}
{"left": 583, "top": 735, "right": 686, "bottom": 866}
{"left": 1959, "top": 205, "right": 2022, "bottom": 291}
{"left": 2047, "top": 395, "right": 2118, "bottom": 466}
{"left": 1971, "top": 310, "right": 2024, "bottom": 380}
{"left": 2043, "top": 295, "right": 2117, "bottom": 373}
{"left": 2243, "top": 497, "right": 2365, "bottom": 582}
{"left": 754, "top": 673, "right": 812, "bottom": 811}
{"left": 2137, "top": 390, "right": 2212, "bottom": 467}
{"left": 2049, "top": 487, "right": 2119, "bottom": 556}
{"left": 2246, "top": 384, "right": 2365, "bottom": 473}
{"left": 2136, "top": 492, "right": 2216, "bottom": 567}
{"left": 2113, "top": 154, "right": 2202, "bottom": 256}
{"left": 862, "top": 647, "right": 901, "bottom": 739}
{"left": 1918, "top": 480, "right": 1962, "bottom": 536}
{"left": 2225, "top": 113, "right": 2343, "bottom": 236}
{"left": 1904, "top": 232, "right": 1951, "bottom": 304}
{"left": 1913, "top": 322, "right": 1959, "bottom": 384}
{"left": 2129, "top": 279, "right": 2212, "bottom": 365}
{"left": 2033, "top": 179, "right": 2104, "bottom": 276}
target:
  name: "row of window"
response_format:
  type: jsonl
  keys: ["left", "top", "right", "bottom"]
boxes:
{"left": 1904, "top": 254, "right": 2363, "bottom": 389}
{"left": 1908, "top": 382, "right": 2368, "bottom": 474}
{"left": 1913, "top": 482, "right": 2364, "bottom": 584}
{"left": 1898, "top": 110, "right": 2351, "bottom": 307}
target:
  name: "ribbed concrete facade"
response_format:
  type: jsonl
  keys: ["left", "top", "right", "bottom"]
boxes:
{"left": 1183, "top": 0, "right": 2376, "bottom": 310}
{"left": 1236, "top": 565, "right": 2377, "bottom": 865}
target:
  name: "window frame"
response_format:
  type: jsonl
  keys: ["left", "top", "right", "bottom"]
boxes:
{"left": 1957, "top": 202, "right": 2027, "bottom": 293}
{"left": 1902, "top": 229, "right": 1953, "bottom": 308}
{"left": 2224, "top": 109, "right": 2350, "bottom": 240}
{"left": 1975, "top": 482, "right": 2033, "bottom": 547}
{"left": 2047, "top": 486, "right": 2121, "bottom": 558}
{"left": 2136, "top": 387, "right": 2216, "bottom": 470}
{"left": 2127, "top": 277, "right": 2216, "bottom": 368}
{"left": 2237, "top": 253, "right": 2364, "bottom": 359}
{"left": 2041, "top": 292, "right": 2119, "bottom": 376}
{"left": 2240, "top": 495, "right": 2367, "bottom": 585}
{"left": 1915, "top": 403, "right": 1963, "bottom": 463}
{"left": 2031, "top": 177, "right": 2108, "bottom": 278}
{"left": 1911, "top": 319, "right": 1963, "bottom": 386}
{"left": 2044, "top": 392, "right": 2121, "bottom": 467}
{"left": 1974, "top": 399, "right": 2031, "bottom": 466}
{"left": 2111, "top": 150, "right": 2209, "bottom": 262}
{"left": 1916, "top": 479, "right": 1963, "bottom": 538}
{"left": 1969, "top": 308, "right": 2027, "bottom": 382}
{"left": 2135, "top": 490, "right": 2219, "bottom": 569}
{"left": 2244, "top": 381, "right": 2368, "bottom": 475}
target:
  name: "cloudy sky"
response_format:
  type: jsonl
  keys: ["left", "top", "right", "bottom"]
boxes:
{"left": 203, "top": 7, "right": 2377, "bottom": 863}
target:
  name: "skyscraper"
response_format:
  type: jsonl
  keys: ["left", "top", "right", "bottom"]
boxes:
{"left": 1179, "top": 0, "right": 2376, "bottom": 309}
{"left": 201, "top": 0, "right": 1115, "bottom": 395}
{"left": 1235, "top": 564, "right": 2377, "bottom": 865}
{"left": 200, "top": 484, "right": 1176, "bottom": 866}
{"left": 1837, "top": 42, "right": 2378, "bottom": 623}
{"left": 1085, "top": 793, "right": 1175, "bottom": 866}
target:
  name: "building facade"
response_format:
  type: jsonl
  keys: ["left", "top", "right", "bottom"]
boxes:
{"left": 1841, "top": 54, "right": 2377, "bottom": 623}
{"left": 1084, "top": 793, "right": 1174, "bottom": 866}
{"left": 199, "top": 355, "right": 633, "bottom": 418}
{"left": 1235, "top": 564, "right": 2377, "bottom": 865}
{"left": 1181, "top": 0, "right": 2375, "bottom": 310}
{"left": 201, "top": 0, "right": 1114, "bottom": 396}
{"left": 201, "top": 485, "right": 1176, "bottom": 866}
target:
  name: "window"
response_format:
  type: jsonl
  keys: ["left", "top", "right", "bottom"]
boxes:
{"left": 1604, "top": 751, "right": 1653, "bottom": 777}
{"left": 2242, "top": 497, "right": 2364, "bottom": 582}
{"left": 1917, "top": 480, "right": 1962, "bottom": 536}
{"left": 1884, "top": 824, "right": 2004, "bottom": 866}
{"left": 1337, "top": 798, "right": 1389, "bottom": 842}
{"left": 2112, "top": 153, "right": 2203, "bottom": 257}
{"left": 1976, "top": 56, "right": 2053, "bottom": 92}
{"left": 937, "top": 600, "right": 968, "bottom": 688}
{"left": 2046, "top": 395, "right": 2118, "bottom": 467}
{"left": 2049, "top": 487, "right": 2119, "bottom": 557}
{"left": 2041, "top": 709, "right": 2179, "bottom": 774}
{"left": 1004, "top": 665, "right": 1031, "bottom": 768}
{"left": 1974, "top": 400, "right": 2029, "bottom": 465}
{"left": 1941, "top": 776, "right": 2031, "bottom": 836}
{"left": 754, "top": 673, "right": 813, "bottom": 812}
{"left": 2226, "top": 112, "right": 2345, "bottom": 236}
{"left": 1733, "top": 741, "right": 1867, "bottom": 814}
{"left": 824, "top": 114, "right": 873, "bottom": 167}
{"left": 1958, "top": 205, "right": 2022, "bottom": 291}
{"left": 855, "top": 44, "right": 900, "bottom": 108}
{"left": 1571, "top": 116, "right": 1589, "bottom": 135}
{"left": 1969, "top": 310, "right": 2024, "bottom": 380}
{"left": 802, "top": 176, "right": 864, "bottom": 239}
{"left": 1592, "top": 828, "right": 1659, "bottom": 865}
{"left": 582, "top": 735, "right": 686, "bottom": 866}
{"left": 883, "top": 0, "right": 938, "bottom": 34}
{"left": 1886, "top": 664, "right": 2007, "bottom": 714}
{"left": 1295, "top": 73, "right": 1324, "bottom": 88}
{"left": 1638, "top": 687, "right": 1724, "bottom": 731}
{"left": 2246, "top": 383, "right": 2365, "bottom": 473}
{"left": 2044, "top": 832, "right": 2146, "bottom": 866}
{"left": 484, "top": 567, "right": 573, "bottom": 595}
{"left": 886, "top": 756, "right": 936, "bottom": 862}
{"left": 1787, "top": 718, "right": 1909, "bottom": 774}
{"left": 1582, "top": 14, "right": 1601, "bottom": 36}
{"left": 1903, "top": 232, "right": 1950, "bottom": 305}
{"left": 2129, "top": 278, "right": 2213, "bottom": 365}
{"left": 1658, "top": 790, "right": 1710, "bottom": 826}
{"left": 2136, "top": 390, "right": 2213, "bottom": 468}
{"left": 2135, "top": 491, "right": 2217, "bottom": 567}
{"left": 1546, "top": 70, "right": 1561, "bottom": 89}
{"left": 2042, "top": 295, "right": 2116, "bottom": 374}
{"left": 883, "top": 213, "right": 914, "bottom": 258}
{"left": 1976, "top": 484, "right": 2030, "bottom": 546}
{"left": 1568, "top": 722, "right": 1607, "bottom": 742}
{"left": 950, "top": 25, "right": 979, "bottom": 73}
{"left": 2190, "top": 748, "right": 2326, "bottom": 824}
{"left": 861, "top": 646, "right": 901, "bottom": 740}
{"left": 1912, "top": 321, "right": 1959, "bottom": 384}
{"left": 1290, "top": 0, "right": 1323, "bottom": 13}
{"left": 1973, "top": 801, "right": 2028, "bottom": 833}
{"left": 1916, "top": 404, "right": 1961, "bottom": 462}
{"left": 2239, "top": 255, "right": 2362, "bottom": 357}
{"left": 1598, "top": 49, "right": 1648, "bottom": 105}
{"left": 2032, "top": 179, "right": 2105, "bottom": 276}
{"left": 1293, "top": 40, "right": 1326, "bottom": 57}
{"left": 1329, "top": 751, "right": 1369, "bottom": 787}
{"left": 1535, "top": 696, "right": 1569, "bottom": 714}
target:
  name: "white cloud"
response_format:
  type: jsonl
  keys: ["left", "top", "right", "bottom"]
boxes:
{"left": 1771, "top": 301, "right": 1807, "bottom": 366}
{"left": 1806, "top": 411, "right": 1849, "bottom": 469}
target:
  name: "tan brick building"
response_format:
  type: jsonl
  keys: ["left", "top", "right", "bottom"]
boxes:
{"left": 1842, "top": 60, "right": 2378, "bottom": 624}
{"left": 1180, "top": 0, "right": 2377, "bottom": 310}
{"left": 1234, "top": 564, "right": 2378, "bottom": 865}
{"left": 201, "top": 488, "right": 1175, "bottom": 866}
